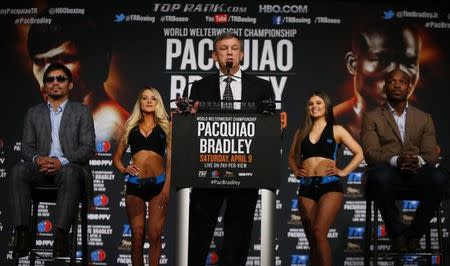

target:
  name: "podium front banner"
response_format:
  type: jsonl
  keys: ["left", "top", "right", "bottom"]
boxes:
{"left": 172, "top": 113, "right": 280, "bottom": 189}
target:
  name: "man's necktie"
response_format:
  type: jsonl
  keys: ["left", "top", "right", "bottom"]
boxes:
{"left": 223, "top": 77, "right": 234, "bottom": 109}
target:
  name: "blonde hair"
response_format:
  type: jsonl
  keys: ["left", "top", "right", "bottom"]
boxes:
{"left": 122, "top": 87, "right": 171, "bottom": 148}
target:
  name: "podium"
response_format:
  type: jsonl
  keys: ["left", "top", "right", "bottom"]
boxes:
{"left": 172, "top": 112, "right": 281, "bottom": 266}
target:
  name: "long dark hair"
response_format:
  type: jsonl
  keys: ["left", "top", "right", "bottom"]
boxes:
{"left": 293, "top": 90, "right": 335, "bottom": 162}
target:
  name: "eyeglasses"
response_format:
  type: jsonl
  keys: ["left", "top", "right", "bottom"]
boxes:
{"left": 44, "top": 75, "right": 68, "bottom": 83}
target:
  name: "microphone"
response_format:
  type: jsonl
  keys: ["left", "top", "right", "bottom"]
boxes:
{"left": 261, "top": 99, "right": 276, "bottom": 114}
{"left": 220, "top": 61, "right": 241, "bottom": 80}
{"left": 174, "top": 93, "right": 190, "bottom": 113}
{"left": 226, "top": 61, "right": 233, "bottom": 75}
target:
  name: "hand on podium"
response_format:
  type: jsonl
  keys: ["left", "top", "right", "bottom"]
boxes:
{"left": 189, "top": 101, "right": 200, "bottom": 114}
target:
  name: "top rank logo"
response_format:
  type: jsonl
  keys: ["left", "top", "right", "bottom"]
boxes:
{"left": 291, "top": 198, "right": 298, "bottom": 211}
{"left": 291, "top": 254, "right": 309, "bottom": 264}
{"left": 347, "top": 227, "right": 364, "bottom": 238}
{"left": 122, "top": 224, "right": 131, "bottom": 236}
{"left": 347, "top": 172, "right": 362, "bottom": 184}
{"left": 402, "top": 200, "right": 419, "bottom": 211}
{"left": 153, "top": 3, "right": 247, "bottom": 13}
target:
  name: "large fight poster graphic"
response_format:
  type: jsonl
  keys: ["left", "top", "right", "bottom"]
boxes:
{"left": 1, "top": 1, "right": 449, "bottom": 265}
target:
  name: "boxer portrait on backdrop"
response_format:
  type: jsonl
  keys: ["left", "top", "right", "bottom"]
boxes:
{"left": 334, "top": 22, "right": 421, "bottom": 140}
{"left": 27, "top": 8, "right": 128, "bottom": 143}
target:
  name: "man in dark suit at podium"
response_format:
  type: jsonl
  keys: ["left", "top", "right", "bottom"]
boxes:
{"left": 184, "top": 32, "right": 274, "bottom": 266}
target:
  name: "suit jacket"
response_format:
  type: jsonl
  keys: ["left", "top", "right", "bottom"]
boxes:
{"left": 184, "top": 71, "right": 274, "bottom": 112}
{"left": 361, "top": 104, "right": 439, "bottom": 167}
{"left": 21, "top": 100, "right": 96, "bottom": 197}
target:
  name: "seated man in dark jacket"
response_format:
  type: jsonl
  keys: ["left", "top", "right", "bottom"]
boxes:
{"left": 361, "top": 69, "right": 448, "bottom": 252}
{"left": 10, "top": 63, "right": 95, "bottom": 258}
